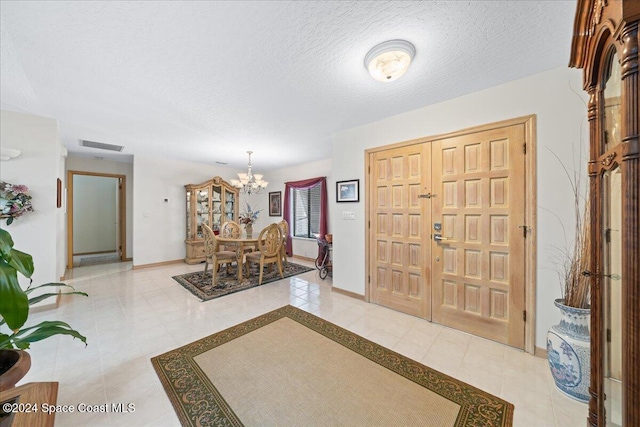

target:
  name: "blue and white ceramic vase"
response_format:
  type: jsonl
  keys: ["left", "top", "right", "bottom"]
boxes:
{"left": 547, "top": 298, "right": 590, "bottom": 402}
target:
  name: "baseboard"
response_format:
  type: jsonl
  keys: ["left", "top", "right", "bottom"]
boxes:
{"left": 534, "top": 346, "right": 548, "bottom": 359}
{"left": 124, "top": 257, "right": 133, "bottom": 262}
{"left": 331, "top": 287, "right": 365, "bottom": 301}
{"left": 292, "top": 255, "right": 315, "bottom": 262}
{"left": 73, "top": 250, "right": 117, "bottom": 256}
{"left": 30, "top": 290, "right": 61, "bottom": 314}
{"left": 132, "top": 259, "right": 183, "bottom": 270}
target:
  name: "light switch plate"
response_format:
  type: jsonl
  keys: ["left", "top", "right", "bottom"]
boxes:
{"left": 342, "top": 211, "right": 355, "bottom": 220}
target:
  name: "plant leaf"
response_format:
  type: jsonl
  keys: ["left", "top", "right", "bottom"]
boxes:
{"left": 0, "top": 260, "right": 29, "bottom": 330}
{"left": 15, "top": 341, "right": 30, "bottom": 349}
{"left": 14, "top": 320, "right": 74, "bottom": 334}
{"left": 0, "top": 228, "right": 14, "bottom": 256}
{"left": 7, "top": 248, "right": 34, "bottom": 278}
{"left": 0, "top": 333, "right": 13, "bottom": 349}
{"left": 25, "top": 282, "right": 84, "bottom": 294}
{"left": 28, "top": 291, "right": 88, "bottom": 306}
{"left": 12, "top": 321, "right": 87, "bottom": 346}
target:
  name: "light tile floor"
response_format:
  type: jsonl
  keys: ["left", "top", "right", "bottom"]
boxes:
{"left": 20, "top": 260, "right": 587, "bottom": 426}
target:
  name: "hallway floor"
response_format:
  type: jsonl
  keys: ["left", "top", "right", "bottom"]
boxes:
{"left": 21, "top": 259, "right": 587, "bottom": 426}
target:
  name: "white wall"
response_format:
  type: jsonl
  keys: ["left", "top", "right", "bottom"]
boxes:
{"left": 72, "top": 175, "right": 118, "bottom": 254}
{"left": 249, "top": 158, "right": 333, "bottom": 259}
{"left": 132, "top": 155, "right": 241, "bottom": 266}
{"left": 330, "top": 66, "right": 589, "bottom": 349}
{"left": 0, "top": 109, "right": 66, "bottom": 287}
{"left": 66, "top": 156, "right": 134, "bottom": 259}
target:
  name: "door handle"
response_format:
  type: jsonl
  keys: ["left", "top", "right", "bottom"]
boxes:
{"left": 434, "top": 234, "right": 448, "bottom": 242}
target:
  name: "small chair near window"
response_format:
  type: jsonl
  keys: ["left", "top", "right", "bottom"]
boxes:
{"left": 202, "top": 223, "right": 237, "bottom": 286}
{"left": 277, "top": 219, "right": 289, "bottom": 266}
{"left": 245, "top": 223, "right": 284, "bottom": 285}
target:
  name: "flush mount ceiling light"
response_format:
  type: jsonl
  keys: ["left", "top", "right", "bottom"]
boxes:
{"left": 364, "top": 39, "right": 415, "bottom": 82}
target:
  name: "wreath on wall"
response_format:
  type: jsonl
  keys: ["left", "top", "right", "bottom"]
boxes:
{"left": 0, "top": 181, "right": 34, "bottom": 225}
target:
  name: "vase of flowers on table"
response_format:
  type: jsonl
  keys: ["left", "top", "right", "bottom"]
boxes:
{"left": 239, "top": 203, "right": 262, "bottom": 237}
{"left": 0, "top": 182, "right": 34, "bottom": 226}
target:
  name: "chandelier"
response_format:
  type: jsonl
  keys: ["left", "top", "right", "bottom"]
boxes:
{"left": 230, "top": 151, "right": 268, "bottom": 195}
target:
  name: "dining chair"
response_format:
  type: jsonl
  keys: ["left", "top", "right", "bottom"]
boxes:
{"left": 245, "top": 223, "right": 284, "bottom": 285}
{"left": 277, "top": 219, "right": 289, "bottom": 267}
{"left": 202, "top": 223, "right": 237, "bottom": 286}
{"left": 221, "top": 220, "right": 242, "bottom": 238}
{"left": 222, "top": 219, "right": 254, "bottom": 257}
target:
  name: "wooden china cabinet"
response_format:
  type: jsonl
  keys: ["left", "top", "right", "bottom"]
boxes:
{"left": 184, "top": 176, "right": 239, "bottom": 264}
{"left": 569, "top": 1, "right": 639, "bottom": 426}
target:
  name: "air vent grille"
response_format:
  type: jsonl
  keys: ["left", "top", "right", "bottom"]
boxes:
{"left": 80, "top": 140, "right": 124, "bottom": 152}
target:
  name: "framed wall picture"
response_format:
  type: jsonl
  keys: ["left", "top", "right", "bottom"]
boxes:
{"left": 336, "top": 179, "right": 359, "bottom": 203}
{"left": 269, "top": 191, "right": 282, "bottom": 216}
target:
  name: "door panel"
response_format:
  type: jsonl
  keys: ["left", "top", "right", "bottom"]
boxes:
{"left": 367, "top": 122, "right": 528, "bottom": 349}
{"left": 431, "top": 125, "right": 526, "bottom": 348}
{"left": 370, "top": 145, "right": 431, "bottom": 319}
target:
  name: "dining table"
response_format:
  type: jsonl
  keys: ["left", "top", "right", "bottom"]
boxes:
{"left": 216, "top": 233, "right": 261, "bottom": 282}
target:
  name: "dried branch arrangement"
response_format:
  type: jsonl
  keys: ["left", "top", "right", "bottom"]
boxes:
{"left": 548, "top": 149, "right": 592, "bottom": 309}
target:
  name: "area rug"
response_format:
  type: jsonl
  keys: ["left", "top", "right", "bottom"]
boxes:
{"left": 151, "top": 305, "right": 514, "bottom": 427}
{"left": 172, "top": 262, "right": 314, "bottom": 301}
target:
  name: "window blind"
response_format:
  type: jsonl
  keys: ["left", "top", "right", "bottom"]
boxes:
{"left": 293, "top": 183, "right": 322, "bottom": 238}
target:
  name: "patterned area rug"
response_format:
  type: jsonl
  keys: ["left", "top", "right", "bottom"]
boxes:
{"left": 152, "top": 305, "right": 514, "bottom": 427}
{"left": 172, "top": 262, "right": 314, "bottom": 301}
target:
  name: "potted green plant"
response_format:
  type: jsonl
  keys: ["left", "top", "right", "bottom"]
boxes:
{"left": 0, "top": 228, "right": 87, "bottom": 391}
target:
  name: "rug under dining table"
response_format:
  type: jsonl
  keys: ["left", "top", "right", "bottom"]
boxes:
{"left": 172, "top": 262, "right": 314, "bottom": 301}
{"left": 151, "top": 305, "right": 514, "bottom": 427}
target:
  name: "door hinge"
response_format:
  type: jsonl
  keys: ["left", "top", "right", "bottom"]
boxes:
{"left": 518, "top": 225, "right": 530, "bottom": 238}
{"left": 368, "top": 275, "right": 371, "bottom": 283}
{"left": 607, "top": 328, "right": 611, "bottom": 342}
{"left": 368, "top": 220, "right": 371, "bottom": 229}
{"left": 523, "top": 310, "right": 527, "bottom": 322}
{"left": 605, "top": 228, "right": 611, "bottom": 243}
{"left": 523, "top": 143, "right": 527, "bottom": 154}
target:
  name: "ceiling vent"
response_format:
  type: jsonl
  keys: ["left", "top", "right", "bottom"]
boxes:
{"left": 79, "top": 139, "right": 124, "bottom": 152}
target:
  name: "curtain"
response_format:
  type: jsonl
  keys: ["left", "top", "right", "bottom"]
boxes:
{"left": 283, "top": 176, "right": 327, "bottom": 258}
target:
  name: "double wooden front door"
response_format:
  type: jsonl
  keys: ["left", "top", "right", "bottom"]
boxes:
{"left": 369, "top": 121, "right": 528, "bottom": 349}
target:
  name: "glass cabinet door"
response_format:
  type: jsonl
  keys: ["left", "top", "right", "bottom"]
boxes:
{"left": 603, "top": 53, "right": 622, "bottom": 150}
{"left": 602, "top": 51, "right": 622, "bottom": 427}
{"left": 211, "top": 186, "right": 222, "bottom": 232}
{"left": 196, "top": 188, "right": 209, "bottom": 238}
{"left": 225, "top": 189, "right": 235, "bottom": 222}
{"left": 186, "top": 190, "right": 192, "bottom": 238}
{"left": 603, "top": 166, "right": 623, "bottom": 427}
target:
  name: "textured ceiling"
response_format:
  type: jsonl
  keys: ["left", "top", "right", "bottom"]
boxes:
{"left": 0, "top": 1, "right": 577, "bottom": 170}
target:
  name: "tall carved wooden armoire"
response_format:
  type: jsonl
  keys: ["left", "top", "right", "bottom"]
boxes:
{"left": 569, "top": 1, "right": 639, "bottom": 426}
